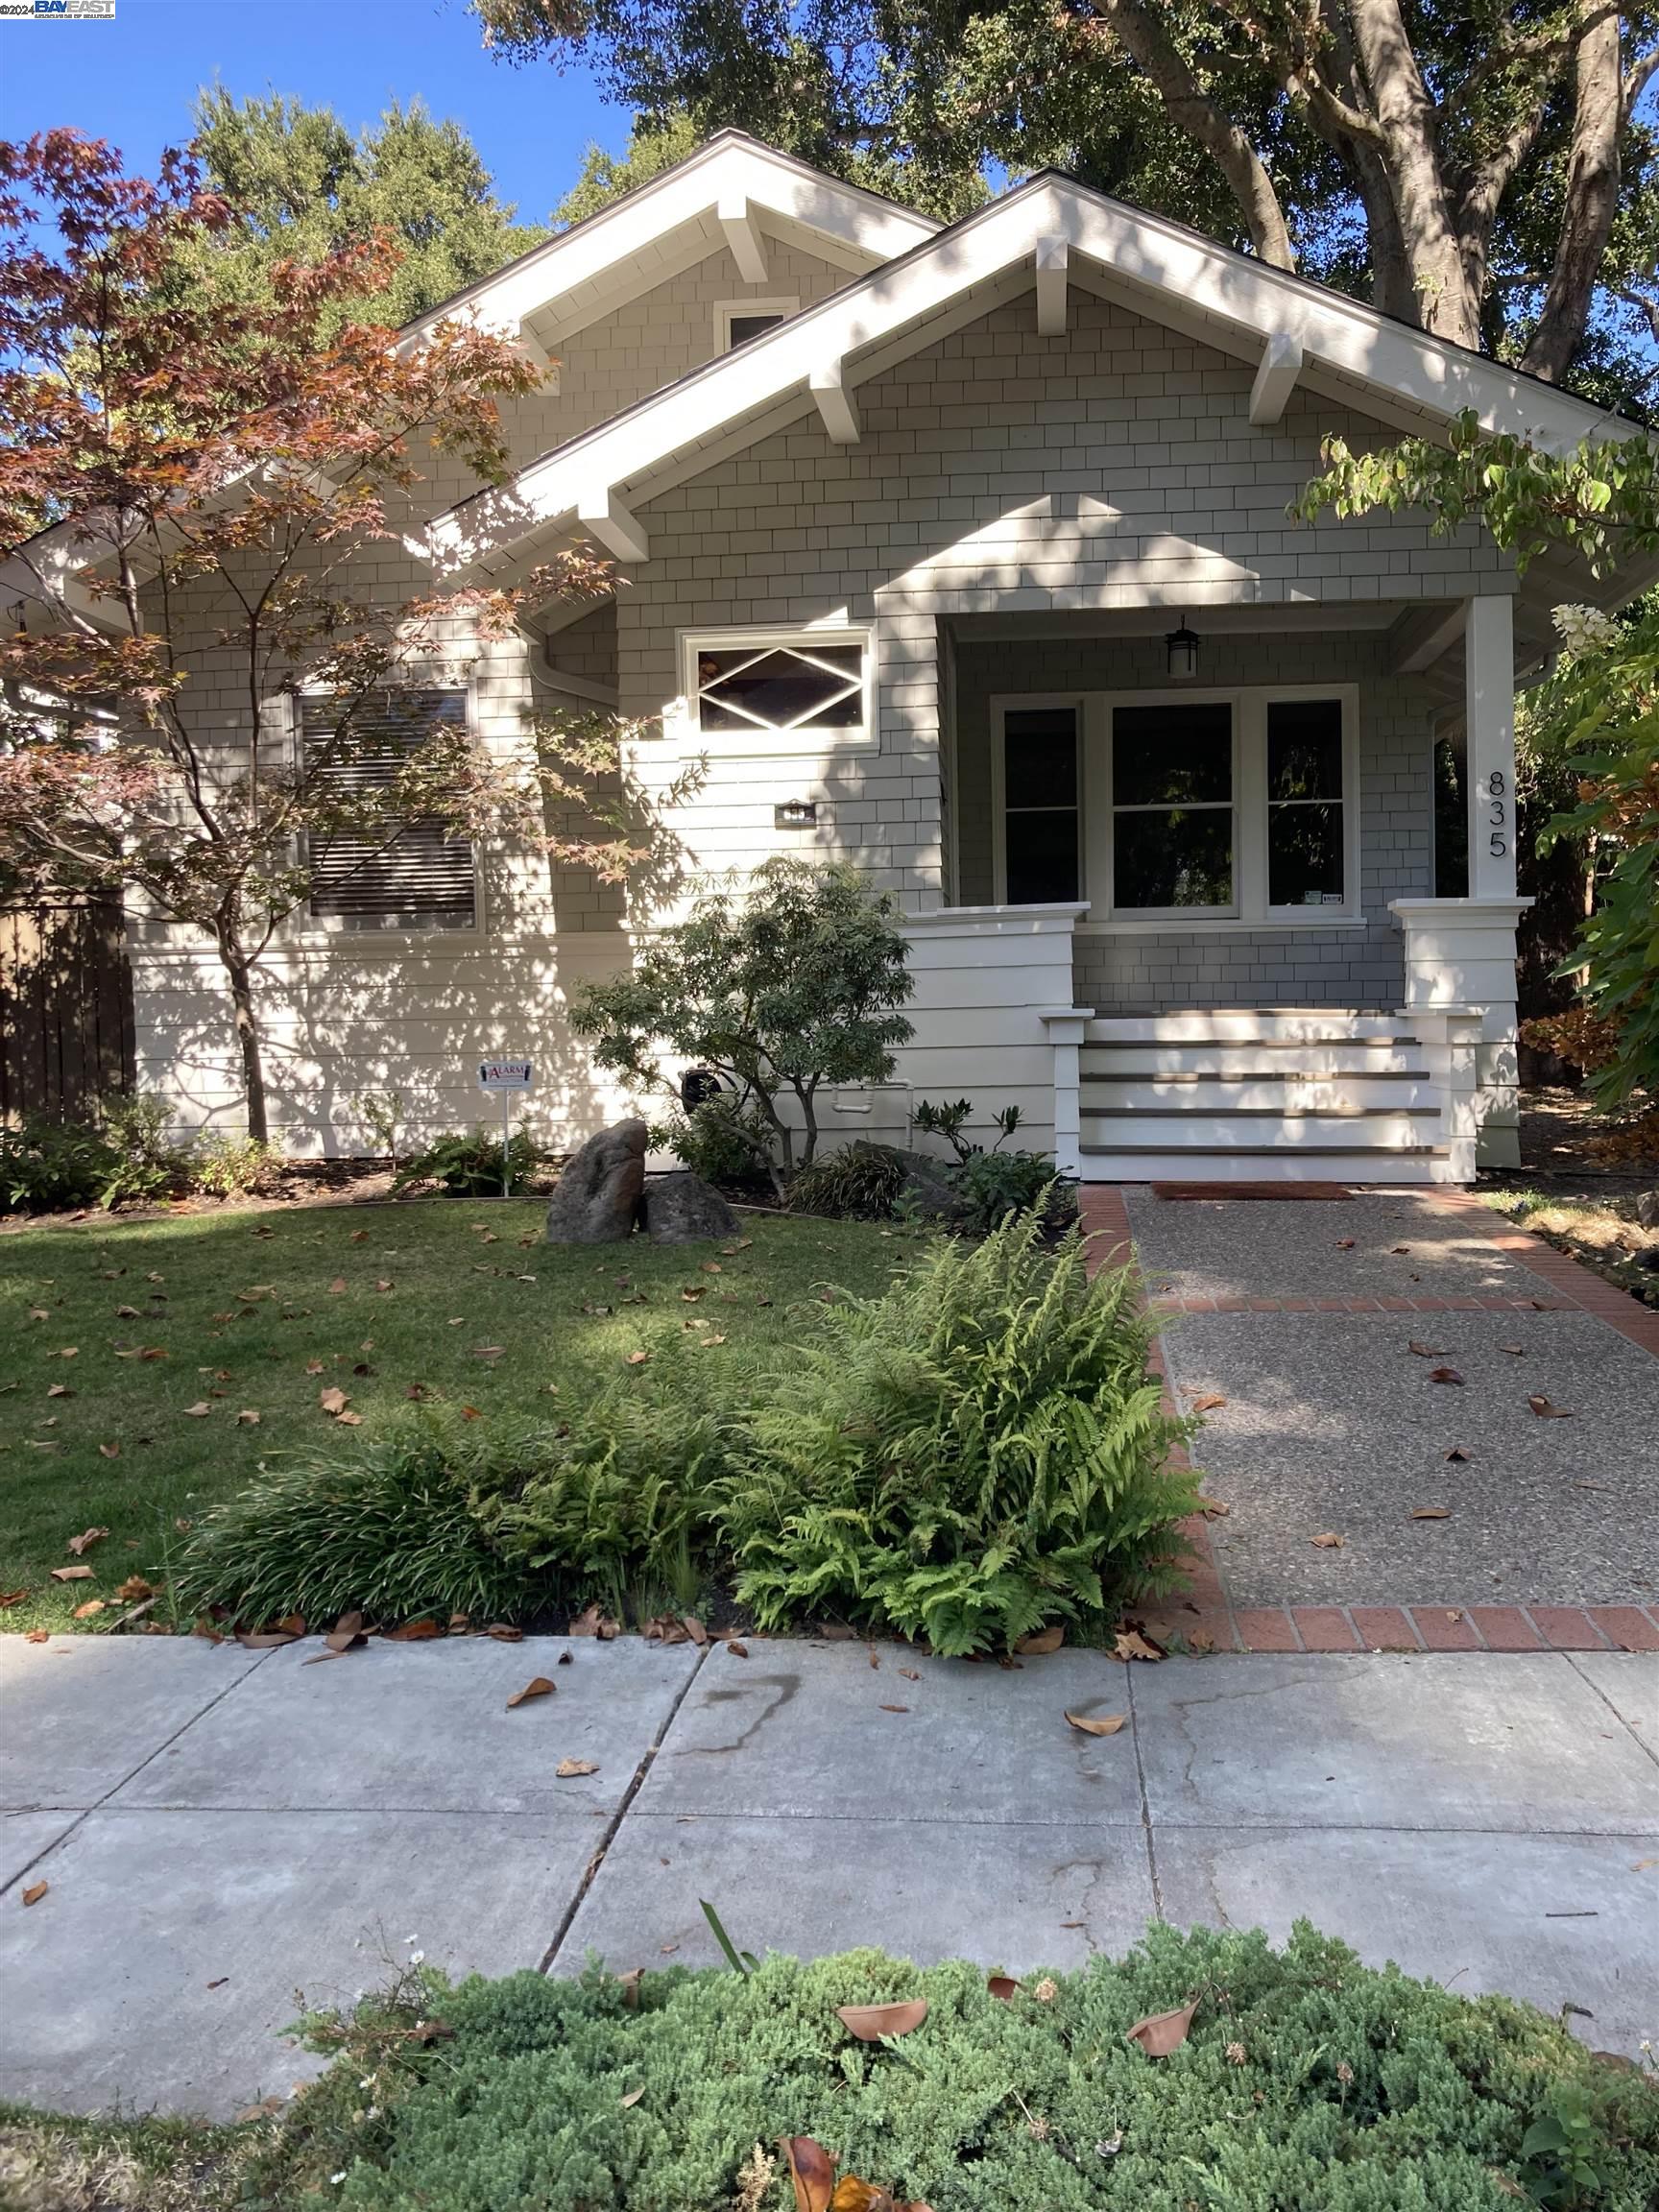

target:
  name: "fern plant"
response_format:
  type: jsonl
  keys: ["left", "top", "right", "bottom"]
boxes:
{"left": 713, "top": 1208, "right": 1200, "bottom": 1654}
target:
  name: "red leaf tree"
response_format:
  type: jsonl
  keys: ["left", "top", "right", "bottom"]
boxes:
{"left": 0, "top": 132, "right": 610, "bottom": 1142}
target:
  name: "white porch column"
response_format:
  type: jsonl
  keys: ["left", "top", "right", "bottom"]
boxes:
{"left": 1390, "top": 898, "right": 1531, "bottom": 1173}
{"left": 1039, "top": 1006, "right": 1093, "bottom": 1180}
{"left": 1466, "top": 594, "right": 1518, "bottom": 901}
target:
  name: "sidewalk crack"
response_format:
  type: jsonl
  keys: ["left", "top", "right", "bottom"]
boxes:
{"left": 538, "top": 1644, "right": 710, "bottom": 1974}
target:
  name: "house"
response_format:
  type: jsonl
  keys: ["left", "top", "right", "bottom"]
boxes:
{"left": 16, "top": 132, "right": 1654, "bottom": 1181}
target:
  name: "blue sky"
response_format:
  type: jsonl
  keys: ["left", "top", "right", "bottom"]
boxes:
{"left": 0, "top": 0, "right": 628, "bottom": 224}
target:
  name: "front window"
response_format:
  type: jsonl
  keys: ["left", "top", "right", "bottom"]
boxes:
{"left": 689, "top": 632, "right": 868, "bottom": 741}
{"left": 303, "top": 689, "right": 476, "bottom": 931}
{"left": 1001, "top": 705, "right": 1080, "bottom": 902}
{"left": 1267, "top": 697, "right": 1346, "bottom": 908}
{"left": 1111, "top": 701, "right": 1234, "bottom": 910}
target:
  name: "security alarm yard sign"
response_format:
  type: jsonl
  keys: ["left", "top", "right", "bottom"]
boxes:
{"left": 478, "top": 1059, "right": 533, "bottom": 1091}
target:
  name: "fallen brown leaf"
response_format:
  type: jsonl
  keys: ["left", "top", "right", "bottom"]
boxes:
{"left": 24, "top": 1628, "right": 49, "bottom": 1644}
{"left": 182, "top": 1401, "right": 211, "bottom": 1417}
{"left": 235, "top": 1627, "right": 299, "bottom": 1649}
{"left": 625, "top": 1349, "right": 650, "bottom": 1366}
{"left": 683, "top": 1615, "right": 709, "bottom": 1646}
{"left": 878, "top": 1703, "right": 908, "bottom": 1714}
{"left": 327, "top": 1277, "right": 347, "bottom": 1295}
{"left": 898, "top": 1667, "right": 920, "bottom": 1679}
{"left": 46, "top": 1382, "right": 71, "bottom": 1398}
{"left": 335, "top": 1408, "right": 364, "bottom": 1426}
{"left": 569, "top": 1603, "right": 619, "bottom": 1638}
{"left": 66, "top": 1527, "right": 108, "bottom": 1557}
{"left": 384, "top": 1618, "right": 442, "bottom": 1642}
{"left": 1500, "top": 1343, "right": 1524, "bottom": 1356}
{"left": 21, "top": 1882, "right": 48, "bottom": 1907}
{"left": 1410, "top": 1506, "right": 1453, "bottom": 1520}
{"left": 235, "top": 1408, "right": 260, "bottom": 1426}
{"left": 835, "top": 1999, "right": 928, "bottom": 2041}
{"left": 1014, "top": 1624, "right": 1064, "bottom": 1655}
{"left": 116, "top": 1575, "right": 156, "bottom": 1601}
{"left": 987, "top": 1974, "right": 1020, "bottom": 2002}
{"left": 98, "top": 1442, "right": 120, "bottom": 1460}
{"left": 486, "top": 1623, "right": 523, "bottom": 1642}
{"left": 1334, "top": 1238, "right": 1355, "bottom": 1249}
{"left": 1428, "top": 1366, "right": 1464, "bottom": 1385}
{"left": 72, "top": 1599, "right": 106, "bottom": 1619}
{"left": 782, "top": 2136, "right": 837, "bottom": 2212}
{"left": 619, "top": 2084, "right": 645, "bottom": 2108}
{"left": 1407, "top": 1341, "right": 1441, "bottom": 1358}
{"left": 556, "top": 1757, "right": 599, "bottom": 1776}
{"left": 1126, "top": 1998, "right": 1199, "bottom": 2056}
{"left": 1309, "top": 1530, "right": 1346, "bottom": 1549}
{"left": 1390, "top": 1244, "right": 1411, "bottom": 1255}
{"left": 506, "top": 1676, "right": 556, "bottom": 1709}
{"left": 1528, "top": 1395, "right": 1573, "bottom": 1418}
{"left": 0, "top": 1589, "right": 30, "bottom": 1608}
{"left": 1065, "top": 1710, "right": 1128, "bottom": 1737}
{"left": 1445, "top": 1446, "right": 1473, "bottom": 1462}
{"left": 1197, "top": 1497, "right": 1231, "bottom": 1518}
{"left": 318, "top": 1385, "right": 349, "bottom": 1416}
{"left": 470, "top": 1345, "right": 506, "bottom": 1360}
{"left": 726, "top": 1640, "right": 749, "bottom": 1657}
{"left": 1190, "top": 1392, "right": 1228, "bottom": 1412}
{"left": 1113, "top": 1628, "right": 1164, "bottom": 1662}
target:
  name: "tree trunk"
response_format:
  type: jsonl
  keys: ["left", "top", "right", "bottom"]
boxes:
{"left": 1522, "top": 4, "right": 1623, "bottom": 382}
{"left": 1348, "top": 0, "right": 1482, "bottom": 349}
{"left": 218, "top": 937, "right": 271, "bottom": 1144}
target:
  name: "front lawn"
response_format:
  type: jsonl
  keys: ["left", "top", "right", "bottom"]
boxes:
{"left": 0, "top": 1200, "right": 909, "bottom": 1634}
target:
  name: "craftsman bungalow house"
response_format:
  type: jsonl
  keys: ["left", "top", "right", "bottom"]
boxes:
{"left": 29, "top": 133, "right": 1656, "bottom": 1179}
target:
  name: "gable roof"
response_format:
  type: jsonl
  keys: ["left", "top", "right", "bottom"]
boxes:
{"left": 399, "top": 129, "right": 939, "bottom": 366}
{"left": 431, "top": 164, "right": 1648, "bottom": 587}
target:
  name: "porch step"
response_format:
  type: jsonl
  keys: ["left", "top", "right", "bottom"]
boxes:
{"left": 1078, "top": 1146, "right": 1450, "bottom": 1187}
{"left": 1082, "top": 1073, "right": 1436, "bottom": 1112}
{"left": 1075, "top": 1007, "right": 1447, "bottom": 1185}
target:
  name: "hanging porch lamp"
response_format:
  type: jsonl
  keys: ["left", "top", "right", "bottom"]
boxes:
{"left": 1166, "top": 616, "right": 1201, "bottom": 682}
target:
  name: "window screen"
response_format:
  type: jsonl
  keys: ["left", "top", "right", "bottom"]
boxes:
{"left": 303, "top": 690, "right": 475, "bottom": 930}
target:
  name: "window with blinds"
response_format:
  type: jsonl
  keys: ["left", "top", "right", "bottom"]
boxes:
{"left": 302, "top": 690, "right": 477, "bottom": 931}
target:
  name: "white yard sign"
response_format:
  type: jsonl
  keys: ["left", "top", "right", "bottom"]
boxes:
{"left": 476, "top": 1058, "right": 533, "bottom": 1192}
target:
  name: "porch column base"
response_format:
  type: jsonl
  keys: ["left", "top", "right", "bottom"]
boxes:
{"left": 1390, "top": 898, "right": 1531, "bottom": 1172}
{"left": 1039, "top": 1005, "right": 1092, "bottom": 1180}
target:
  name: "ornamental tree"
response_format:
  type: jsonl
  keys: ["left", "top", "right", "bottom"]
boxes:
{"left": 0, "top": 132, "right": 622, "bottom": 1143}
{"left": 569, "top": 857, "right": 915, "bottom": 1195}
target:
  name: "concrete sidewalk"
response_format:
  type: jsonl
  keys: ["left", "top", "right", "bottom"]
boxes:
{"left": 1, "top": 1632, "right": 1654, "bottom": 2120}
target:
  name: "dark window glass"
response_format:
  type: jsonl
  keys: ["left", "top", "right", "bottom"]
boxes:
{"left": 1005, "top": 810, "right": 1079, "bottom": 903}
{"left": 1112, "top": 703, "right": 1232, "bottom": 805}
{"left": 1268, "top": 699, "right": 1343, "bottom": 799}
{"left": 1114, "top": 808, "right": 1234, "bottom": 909}
{"left": 697, "top": 643, "right": 863, "bottom": 731}
{"left": 727, "top": 312, "right": 785, "bottom": 347}
{"left": 1003, "top": 708, "right": 1077, "bottom": 808}
{"left": 1268, "top": 803, "right": 1345, "bottom": 906}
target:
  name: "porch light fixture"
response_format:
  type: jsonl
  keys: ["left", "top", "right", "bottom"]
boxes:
{"left": 1166, "top": 618, "right": 1201, "bottom": 683}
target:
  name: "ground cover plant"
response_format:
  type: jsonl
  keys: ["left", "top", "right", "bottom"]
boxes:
{"left": 8, "top": 1923, "right": 1655, "bottom": 2210}
{"left": 0, "top": 1199, "right": 902, "bottom": 1634}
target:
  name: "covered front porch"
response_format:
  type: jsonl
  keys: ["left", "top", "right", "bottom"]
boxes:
{"left": 894, "top": 598, "right": 1527, "bottom": 1185}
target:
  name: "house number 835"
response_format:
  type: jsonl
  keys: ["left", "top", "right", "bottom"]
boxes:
{"left": 1487, "top": 768, "right": 1507, "bottom": 857}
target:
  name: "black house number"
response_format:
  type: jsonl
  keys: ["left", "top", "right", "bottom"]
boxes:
{"left": 1487, "top": 768, "right": 1507, "bottom": 859}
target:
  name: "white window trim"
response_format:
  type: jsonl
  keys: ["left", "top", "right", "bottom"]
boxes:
{"left": 992, "top": 683, "right": 1361, "bottom": 929}
{"left": 678, "top": 623, "right": 877, "bottom": 756}
{"left": 713, "top": 298, "right": 800, "bottom": 351}
{"left": 279, "top": 678, "right": 488, "bottom": 950}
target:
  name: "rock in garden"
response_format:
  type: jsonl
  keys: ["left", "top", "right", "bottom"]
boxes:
{"left": 1636, "top": 1190, "right": 1659, "bottom": 1230}
{"left": 892, "top": 1147, "right": 976, "bottom": 1226}
{"left": 643, "top": 1169, "right": 739, "bottom": 1242}
{"left": 543, "top": 1120, "right": 647, "bottom": 1243}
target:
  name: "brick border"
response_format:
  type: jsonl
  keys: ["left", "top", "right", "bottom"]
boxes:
{"left": 1079, "top": 1184, "right": 1659, "bottom": 1656}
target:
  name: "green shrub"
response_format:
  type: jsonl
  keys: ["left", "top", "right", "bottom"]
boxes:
{"left": 714, "top": 1209, "right": 1199, "bottom": 1654}
{"left": 0, "top": 1114, "right": 121, "bottom": 1214}
{"left": 255, "top": 1925, "right": 1659, "bottom": 2210}
{"left": 945, "top": 1148, "right": 1077, "bottom": 1235}
{"left": 173, "top": 1423, "right": 537, "bottom": 1628}
{"left": 96, "top": 1091, "right": 192, "bottom": 1206}
{"left": 660, "top": 1094, "right": 777, "bottom": 1193}
{"left": 392, "top": 1125, "right": 540, "bottom": 1197}
{"left": 786, "top": 1141, "right": 909, "bottom": 1219}
{"left": 192, "top": 1130, "right": 281, "bottom": 1198}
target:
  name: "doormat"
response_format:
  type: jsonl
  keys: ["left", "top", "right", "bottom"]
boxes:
{"left": 1151, "top": 1181, "right": 1356, "bottom": 1201}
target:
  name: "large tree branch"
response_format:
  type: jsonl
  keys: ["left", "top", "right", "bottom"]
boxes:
{"left": 1523, "top": 1, "right": 1625, "bottom": 382}
{"left": 1456, "top": 84, "right": 1557, "bottom": 306}
{"left": 1078, "top": 0, "right": 1297, "bottom": 267}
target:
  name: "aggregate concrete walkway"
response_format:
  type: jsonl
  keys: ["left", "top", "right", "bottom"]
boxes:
{"left": 1, "top": 1633, "right": 1654, "bottom": 2120}
{"left": 1089, "top": 1185, "right": 1659, "bottom": 1646}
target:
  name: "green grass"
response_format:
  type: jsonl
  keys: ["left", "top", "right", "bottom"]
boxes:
{"left": 0, "top": 1200, "right": 912, "bottom": 1634}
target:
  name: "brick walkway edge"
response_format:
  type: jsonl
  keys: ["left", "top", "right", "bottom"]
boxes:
{"left": 1080, "top": 1184, "right": 1659, "bottom": 1657}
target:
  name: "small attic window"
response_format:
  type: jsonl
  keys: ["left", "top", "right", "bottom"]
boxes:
{"left": 691, "top": 632, "right": 868, "bottom": 736}
{"left": 715, "top": 299, "right": 798, "bottom": 350}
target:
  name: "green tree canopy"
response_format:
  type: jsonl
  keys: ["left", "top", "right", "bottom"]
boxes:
{"left": 474, "top": 0, "right": 1659, "bottom": 403}
{"left": 183, "top": 89, "right": 548, "bottom": 325}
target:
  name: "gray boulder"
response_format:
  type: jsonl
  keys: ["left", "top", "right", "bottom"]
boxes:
{"left": 891, "top": 1147, "right": 975, "bottom": 1226}
{"left": 544, "top": 1119, "right": 647, "bottom": 1243}
{"left": 644, "top": 1169, "right": 739, "bottom": 1242}
{"left": 1636, "top": 1190, "right": 1659, "bottom": 1230}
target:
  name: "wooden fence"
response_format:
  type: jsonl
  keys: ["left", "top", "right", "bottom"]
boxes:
{"left": 0, "top": 902, "right": 133, "bottom": 1123}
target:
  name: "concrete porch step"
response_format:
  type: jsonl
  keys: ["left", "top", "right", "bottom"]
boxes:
{"left": 1081, "top": 1045, "right": 1428, "bottom": 1079}
{"left": 1081, "top": 1073, "right": 1437, "bottom": 1112}
{"left": 1080, "top": 1111, "right": 1436, "bottom": 1149}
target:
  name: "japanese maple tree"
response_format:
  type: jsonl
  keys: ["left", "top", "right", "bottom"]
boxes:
{"left": 0, "top": 131, "right": 611, "bottom": 1142}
